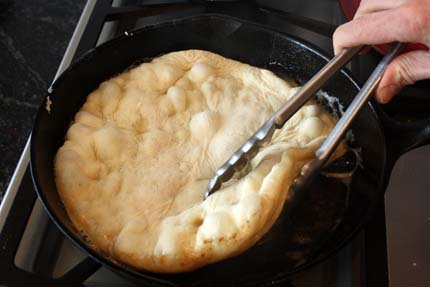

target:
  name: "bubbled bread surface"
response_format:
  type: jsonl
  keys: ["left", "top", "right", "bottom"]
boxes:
{"left": 55, "top": 50, "right": 339, "bottom": 273}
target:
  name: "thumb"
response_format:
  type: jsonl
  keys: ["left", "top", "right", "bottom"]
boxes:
{"left": 376, "top": 50, "right": 430, "bottom": 103}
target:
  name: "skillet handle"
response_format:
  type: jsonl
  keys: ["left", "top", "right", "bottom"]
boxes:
{"left": 378, "top": 108, "right": 430, "bottom": 165}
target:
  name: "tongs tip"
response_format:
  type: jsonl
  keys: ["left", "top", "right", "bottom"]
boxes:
{"left": 204, "top": 176, "right": 220, "bottom": 199}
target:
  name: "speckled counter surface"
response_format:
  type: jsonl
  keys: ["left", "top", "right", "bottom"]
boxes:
{"left": 0, "top": 0, "right": 85, "bottom": 201}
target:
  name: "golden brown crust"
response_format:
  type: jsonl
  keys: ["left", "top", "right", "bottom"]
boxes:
{"left": 55, "top": 50, "right": 338, "bottom": 273}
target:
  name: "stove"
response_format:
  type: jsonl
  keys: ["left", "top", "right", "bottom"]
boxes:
{"left": 1, "top": 1, "right": 429, "bottom": 286}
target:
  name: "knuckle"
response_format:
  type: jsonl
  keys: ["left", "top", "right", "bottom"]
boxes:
{"left": 351, "top": 17, "right": 368, "bottom": 39}
{"left": 353, "top": 14, "right": 376, "bottom": 42}
{"left": 403, "top": 5, "right": 429, "bottom": 41}
{"left": 355, "top": 0, "right": 371, "bottom": 16}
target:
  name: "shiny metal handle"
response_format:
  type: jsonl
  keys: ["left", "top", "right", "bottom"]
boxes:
{"left": 205, "top": 46, "right": 363, "bottom": 199}
{"left": 274, "top": 45, "right": 363, "bottom": 127}
{"left": 316, "top": 42, "right": 406, "bottom": 162}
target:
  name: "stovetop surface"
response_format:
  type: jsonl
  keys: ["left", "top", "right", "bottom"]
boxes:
{"left": 1, "top": 1, "right": 429, "bottom": 286}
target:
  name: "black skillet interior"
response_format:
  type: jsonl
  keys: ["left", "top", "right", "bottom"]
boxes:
{"left": 30, "top": 14, "right": 386, "bottom": 286}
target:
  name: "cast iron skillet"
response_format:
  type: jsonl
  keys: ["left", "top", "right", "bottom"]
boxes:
{"left": 30, "top": 14, "right": 430, "bottom": 286}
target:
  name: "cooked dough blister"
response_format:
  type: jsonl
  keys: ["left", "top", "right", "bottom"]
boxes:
{"left": 55, "top": 50, "right": 340, "bottom": 273}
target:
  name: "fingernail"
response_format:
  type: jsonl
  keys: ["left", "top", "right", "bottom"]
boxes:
{"left": 377, "top": 85, "right": 400, "bottom": 104}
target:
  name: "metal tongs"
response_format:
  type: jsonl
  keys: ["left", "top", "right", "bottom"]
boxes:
{"left": 205, "top": 42, "right": 405, "bottom": 199}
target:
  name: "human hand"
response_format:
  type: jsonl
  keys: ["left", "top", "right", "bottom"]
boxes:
{"left": 333, "top": 0, "right": 430, "bottom": 103}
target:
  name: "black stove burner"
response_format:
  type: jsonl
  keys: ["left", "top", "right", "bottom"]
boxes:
{"left": 0, "top": 0, "right": 407, "bottom": 286}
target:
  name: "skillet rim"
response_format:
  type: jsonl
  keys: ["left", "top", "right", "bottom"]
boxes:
{"left": 30, "top": 12, "right": 387, "bottom": 285}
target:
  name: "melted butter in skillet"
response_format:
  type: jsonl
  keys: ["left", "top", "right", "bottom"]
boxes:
{"left": 54, "top": 50, "right": 343, "bottom": 273}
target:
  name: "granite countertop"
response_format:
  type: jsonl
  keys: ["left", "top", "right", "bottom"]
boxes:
{"left": 0, "top": 0, "right": 85, "bottom": 201}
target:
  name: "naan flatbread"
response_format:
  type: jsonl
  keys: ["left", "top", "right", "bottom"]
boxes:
{"left": 55, "top": 50, "right": 340, "bottom": 273}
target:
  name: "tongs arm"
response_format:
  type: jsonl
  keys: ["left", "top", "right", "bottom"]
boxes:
{"left": 296, "top": 42, "right": 406, "bottom": 186}
{"left": 205, "top": 43, "right": 404, "bottom": 200}
{"left": 204, "top": 46, "right": 362, "bottom": 199}
{"left": 274, "top": 45, "right": 363, "bottom": 127}
{"left": 204, "top": 47, "right": 362, "bottom": 199}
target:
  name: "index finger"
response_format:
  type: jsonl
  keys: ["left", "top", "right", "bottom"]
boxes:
{"left": 333, "top": 5, "right": 430, "bottom": 53}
